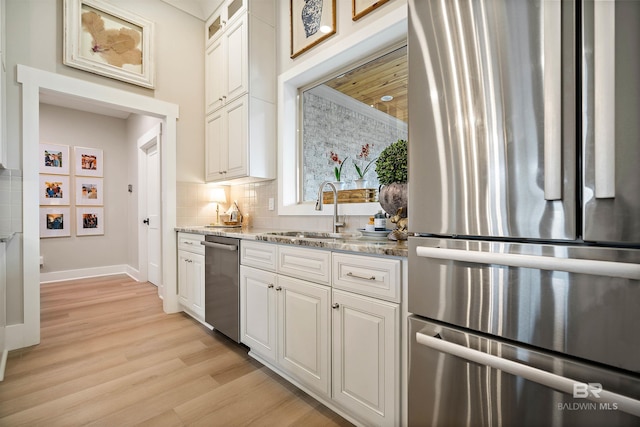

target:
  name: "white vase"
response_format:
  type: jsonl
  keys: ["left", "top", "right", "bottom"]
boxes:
{"left": 331, "top": 181, "right": 346, "bottom": 190}
{"left": 354, "top": 178, "right": 369, "bottom": 189}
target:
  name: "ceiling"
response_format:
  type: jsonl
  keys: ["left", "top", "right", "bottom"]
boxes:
{"left": 324, "top": 46, "right": 408, "bottom": 123}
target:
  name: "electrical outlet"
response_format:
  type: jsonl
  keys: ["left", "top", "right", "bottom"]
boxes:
{"left": 268, "top": 197, "right": 275, "bottom": 211}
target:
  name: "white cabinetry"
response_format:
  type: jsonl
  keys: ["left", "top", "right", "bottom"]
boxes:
{"left": 177, "top": 233, "right": 205, "bottom": 322}
{"left": 240, "top": 242, "right": 331, "bottom": 397}
{"left": 204, "top": 0, "right": 275, "bottom": 184}
{"left": 240, "top": 241, "right": 402, "bottom": 426}
{"left": 0, "top": 240, "right": 6, "bottom": 380}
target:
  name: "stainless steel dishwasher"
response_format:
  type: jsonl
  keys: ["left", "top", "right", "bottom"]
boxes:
{"left": 201, "top": 235, "right": 240, "bottom": 342}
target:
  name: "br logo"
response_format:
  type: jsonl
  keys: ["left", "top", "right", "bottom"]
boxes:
{"left": 573, "top": 383, "right": 603, "bottom": 399}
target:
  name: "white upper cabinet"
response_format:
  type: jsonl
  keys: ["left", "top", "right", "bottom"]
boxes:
{"left": 204, "top": 0, "right": 275, "bottom": 184}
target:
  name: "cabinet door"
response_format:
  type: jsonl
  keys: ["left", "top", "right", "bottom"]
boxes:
{"left": 277, "top": 275, "right": 330, "bottom": 397}
{"left": 190, "top": 252, "right": 205, "bottom": 320}
{"left": 240, "top": 265, "right": 277, "bottom": 363}
{"left": 332, "top": 289, "right": 399, "bottom": 427}
{"left": 205, "top": 110, "right": 225, "bottom": 181}
{"left": 178, "top": 251, "right": 190, "bottom": 307}
{"left": 225, "top": 14, "right": 248, "bottom": 103}
{"left": 224, "top": 96, "right": 247, "bottom": 179}
{"left": 205, "top": 38, "right": 225, "bottom": 113}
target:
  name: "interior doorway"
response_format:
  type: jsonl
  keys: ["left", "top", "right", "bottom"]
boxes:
{"left": 138, "top": 124, "right": 162, "bottom": 294}
{"left": 16, "top": 65, "right": 180, "bottom": 350}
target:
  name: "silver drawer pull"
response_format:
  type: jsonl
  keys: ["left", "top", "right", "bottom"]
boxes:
{"left": 346, "top": 272, "right": 376, "bottom": 280}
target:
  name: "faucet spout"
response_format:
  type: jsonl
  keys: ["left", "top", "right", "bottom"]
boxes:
{"left": 316, "top": 181, "right": 345, "bottom": 233}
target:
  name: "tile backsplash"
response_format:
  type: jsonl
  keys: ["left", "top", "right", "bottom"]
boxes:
{"left": 0, "top": 169, "right": 23, "bottom": 235}
{"left": 176, "top": 179, "right": 372, "bottom": 232}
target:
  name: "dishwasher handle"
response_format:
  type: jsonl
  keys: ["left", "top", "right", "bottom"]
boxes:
{"left": 416, "top": 332, "right": 640, "bottom": 417}
{"left": 201, "top": 240, "right": 238, "bottom": 251}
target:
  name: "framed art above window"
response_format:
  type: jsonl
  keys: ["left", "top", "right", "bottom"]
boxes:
{"left": 63, "top": 0, "right": 155, "bottom": 88}
{"left": 353, "top": 0, "right": 391, "bottom": 21}
{"left": 290, "top": 0, "right": 336, "bottom": 58}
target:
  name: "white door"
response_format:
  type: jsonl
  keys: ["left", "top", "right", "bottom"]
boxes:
{"left": 138, "top": 124, "right": 162, "bottom": 292}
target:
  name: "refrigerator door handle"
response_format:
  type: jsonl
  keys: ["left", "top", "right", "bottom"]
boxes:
{"left": 415, "top": 246, "right": 640, "bottom": 280}
{"left": 416, "top": 332, "right": 640, "bottom": 417}
{"left": 594, "top": 0, "right": 616, "bottom": 199}
{"left": 543, "top": 0, "right": 562, "bottom": 201}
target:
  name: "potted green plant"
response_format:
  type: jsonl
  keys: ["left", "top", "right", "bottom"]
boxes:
{"left": 375, "top": 139, "right": 408, "bottom": 216}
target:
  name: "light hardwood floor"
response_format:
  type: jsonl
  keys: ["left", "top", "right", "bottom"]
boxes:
{"left": 0, "top": 275, "right": 353, "bottom": 426}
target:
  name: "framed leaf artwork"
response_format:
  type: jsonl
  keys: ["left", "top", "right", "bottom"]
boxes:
{"left": 63, "top": 0, "right": 155, "bottom": 88}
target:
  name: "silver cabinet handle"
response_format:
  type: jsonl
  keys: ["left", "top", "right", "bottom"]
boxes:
{"left": 543, "top": 0, "right": 562, "bottom": 201}
{"left": 332, "top": 303, "right": 339, "bottom": 309}
{"left": 201, "top": 241, "right": 238, "bottom": 251}
{"left": 415, "top": 246, "right": 640, "bottom": 280}
{"left": 415, "top": 332, "right": 640, "bottom": 418}
{"left": 267, "top": 284, "right": 274, "bottom": 289}
{"left": 275, "top": 286, "right": 282, "bottom": 291}
{"left": 594, "top": 0, "right": 616, "bottom": 198}
{"left": 346, "top": 271, "right": 376, "bottom": 280}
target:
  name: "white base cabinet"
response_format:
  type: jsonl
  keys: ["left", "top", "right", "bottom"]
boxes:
{"left": 177, "top": 233, "right": 205, "bottom": 322}
{"left": 240, "top": 241, "right": 401, "bottom": 426}
{"left": 332, "top": 289, "right": 399, "bottom": 427}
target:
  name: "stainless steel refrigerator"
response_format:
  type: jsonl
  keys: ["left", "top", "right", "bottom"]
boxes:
{"left": 407, "top": 1, "right": 640, "bottom": 425}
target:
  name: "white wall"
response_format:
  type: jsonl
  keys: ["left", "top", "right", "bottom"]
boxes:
{"left": 39, "top": 105, "right": 129, "bottom": 275}
{"left": 4, "top": 0, "right": 203, "bottom": 326}
{"left": 4, "top": 0, "right": 204, "bottom": 179}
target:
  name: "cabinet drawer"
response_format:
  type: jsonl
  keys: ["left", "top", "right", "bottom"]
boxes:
{"left": 332, "top": 253, "right": 401, "bottom": 303}
{"left": 241, "top": 240, "right": 277, "bottom": 271}
{"left": 178, "top": 232, "right": 205, "bottom": 255}
{"left": 278, "top": 246, "right": 331, "bottom": 286}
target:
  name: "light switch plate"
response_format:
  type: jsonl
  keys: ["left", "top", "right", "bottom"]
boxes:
{"left": 268, "top": 198, "right": 275, "bottom": 211}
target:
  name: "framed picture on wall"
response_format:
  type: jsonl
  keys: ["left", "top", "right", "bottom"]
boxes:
{"left": 74, "top": 146, "right": 104, "bottom": 177}
{"left": 63, "top": 0, "right": 155, "bottom": 88}
{"left": 75, "top": 177, "right": 103, "bottom": 205}
{"left": 40, "top": 207, "right": 72, "bottom": 238}
{"left": 290, "top": 0, "right": 336, "bottom": 58}
{"left": 39, "top": 175, "right": 71, "bottom": 206}
{"left": 352, "top": 0, "right": 390, "bottom": 21}
{"left": 76, "top": 207, "right": 104, "bottom": 236}
{"left": 39, "top": 143, "right": 70, "bottom": 175}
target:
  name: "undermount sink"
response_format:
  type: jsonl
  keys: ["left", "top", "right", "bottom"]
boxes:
{"left": 262, "top": 231, "right": 363, "bottom": 240}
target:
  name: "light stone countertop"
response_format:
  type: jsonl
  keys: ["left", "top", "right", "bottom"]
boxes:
{"left": 175, "top": 226, "right": 408, "bottom": 258}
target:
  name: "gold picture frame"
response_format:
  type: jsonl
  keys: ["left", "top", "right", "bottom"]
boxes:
{"left": 290, "top": 0, "right": 336, "bottom": 58}
{"left": 63, "top": 0, "right": 155, "bottom": 88}
{"left": 352, "top": 0, "right": 391, "bottom": 21}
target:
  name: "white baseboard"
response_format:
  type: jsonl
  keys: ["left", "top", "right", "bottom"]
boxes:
{"left": 0, "top": 349, "right": 7, "bottom": 381}
{"left": 125, "top": 265, "right": 141, "bottom": 282}
{"left": 5, "top": 323, "right": 26, "bottom": 352}
{"left": 40, "top": 264, "right": 138, "bottom": 284}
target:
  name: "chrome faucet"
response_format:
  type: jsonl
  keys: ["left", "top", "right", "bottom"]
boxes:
{"left": 315, "top": 181, "right": 345, "bottom": 233}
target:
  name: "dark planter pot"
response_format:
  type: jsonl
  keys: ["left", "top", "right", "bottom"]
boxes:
{"left": 379, "top": 182, "right": 408, "bottom": 217}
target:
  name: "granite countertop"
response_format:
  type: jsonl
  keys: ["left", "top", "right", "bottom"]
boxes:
{"left": 175, "top": 226, "right": 408, "bottom": 258}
